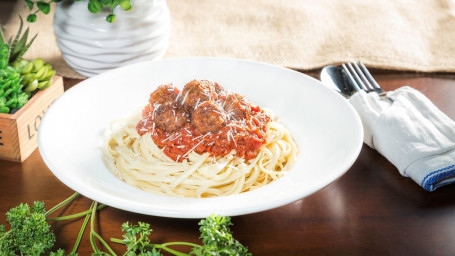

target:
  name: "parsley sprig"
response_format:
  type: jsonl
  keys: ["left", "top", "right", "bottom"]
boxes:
{"left": 0, "top": 201, "right": 55, "bottom": 255}
{"left": 0, "top": 193, "right": 252, "bottom": 256}
{"left": 0, "top": 193, "right": 106, "bottom": 255}
{"left": 110, "top": 215, "right": 252, "bottom": 256}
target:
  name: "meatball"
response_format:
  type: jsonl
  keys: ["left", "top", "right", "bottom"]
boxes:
{"left": 212, "top": 81, "right": 226, "bottom": 98}
{"left": 141, "top": 103, "right": 153, "bottom": 118}
{"left": 223, "top": 93, "right": 251, "bottom": 120}
{"left": 192, "top": 101, "right": 226, "bottom": 134}
{"left": 181, "top": 80, "right": 223, "bottom": 109}
{"left": 149, "top": 84, "right": 180, "bottom": 105}
{"left": 154, "top": 102, "right": 189, "bottom": 132}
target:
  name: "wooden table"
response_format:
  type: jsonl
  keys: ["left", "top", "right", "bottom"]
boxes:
{"left": 1, "top": 71, "right": 455, "bottom": 256}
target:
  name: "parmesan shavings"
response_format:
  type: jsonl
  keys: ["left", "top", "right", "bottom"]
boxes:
{"left": 182, "top": 139, "right": 205, "bottom": 158}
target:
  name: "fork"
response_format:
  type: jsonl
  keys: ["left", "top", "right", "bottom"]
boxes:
{"left": 341, "top": 62, "right": 390, "bottom": 99}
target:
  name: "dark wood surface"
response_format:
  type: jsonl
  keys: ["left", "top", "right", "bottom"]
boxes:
{"left": 2, "top": 1, "right": 455, "bottom": 255}
{"left": 1, "top": 72, "right": 455, "bottom": 256}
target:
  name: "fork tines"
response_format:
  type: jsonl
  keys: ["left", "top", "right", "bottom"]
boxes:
{"left": 341, "top": 62, "right": 386, "bottom": 96}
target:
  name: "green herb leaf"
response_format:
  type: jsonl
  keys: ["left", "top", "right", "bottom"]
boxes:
{"left": 106, "top": 13, "right": 116, "bottom": 23}
{"left": 23, "top": 0, "right": 132, "bottom": 23}
{"left": 0, "top": 43, "right": 8, "bottom": 69}
{"left": 0, "top": 25, "right": 5, "bottom": 44}
{"left": 1, "top": 202, "right": 56, "bottom": 254}
{"left": 17, "top": 92, "right": 29, "bottom": 107}
{"left": 7, "top": 16, "right": 38, "bottom": 64}
{"left": 37, "top": 1, "right": 51, "bottom": 14}
{"left": 102, "top": 0, "right": 116, "bottom": 9}
{"left": 119, "top": 0, "right": 132, "bottom": 11}
{"left": 10, "top": 27, "right": 30, "bottom": 61}
{"left": 0, "top": 66, "right": 27, "bottom": 114}
{"left": 196, "top": 215, "right": 252, "bottom": 256}
{"left": 88, "top": 0, "right": 102, "bottom": 13}
{"left": 113, "top": 215, "right": 251, "bottom": 256}
{"left": 0, "top": 106, "right": 9, "bottom": 113}
{"left": 10, "top": 16, "right": 24, "bottom": 54}
{"left": 25, "top": 0, "right": 34, "bottom": 10}
{"left": 27, "top": 14, "right": 37, "bottom": 23}
{"left": 15, "top": 33, "right": 37, "bottom": 62}
{"left": 49, "top": 248, "right": 66, "bottom": 256}
{"left": 120, "top": 221, "right": 155, "bottom": 254}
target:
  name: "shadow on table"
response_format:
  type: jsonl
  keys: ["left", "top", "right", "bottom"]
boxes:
{"left": 355, "top": 146, "right": 455, "bottom": 210}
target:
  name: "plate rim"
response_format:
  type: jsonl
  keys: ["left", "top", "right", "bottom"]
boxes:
{"left": 38, "top": 57, "right": 364, "bottom": 218}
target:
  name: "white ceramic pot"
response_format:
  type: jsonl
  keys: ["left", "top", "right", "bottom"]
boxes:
{"left": 53, "top": 0, "right": 171, "bottom": 77}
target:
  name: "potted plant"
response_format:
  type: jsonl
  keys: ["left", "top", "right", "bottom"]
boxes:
{"left": 0, "top": 16, "right": 64, "bottom": 162}
{"left": 24, "top": 0, "right": 133, "bottom": 23}
{"left": 22, "top": 0, "right": 171, "bottom": 77}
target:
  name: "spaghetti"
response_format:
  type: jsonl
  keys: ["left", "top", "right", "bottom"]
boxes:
{"left": 103, "top": 80, "right": 297, "bottom": 198}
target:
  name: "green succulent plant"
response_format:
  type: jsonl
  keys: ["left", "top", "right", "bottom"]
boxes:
{"left": 0, "top": 16, "right": 37, "bottom": 65}
{"left": 0, "top": 16, "right": 56, "bottom": 114}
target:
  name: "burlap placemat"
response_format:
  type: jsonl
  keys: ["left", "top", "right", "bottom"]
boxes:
{"left": 3, "top": 0, "right": 455, "bottom": 79}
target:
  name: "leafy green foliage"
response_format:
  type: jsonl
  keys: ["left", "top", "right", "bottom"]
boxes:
{"left": 0, "top": 26, "right": 6, "bottom": 44}
{"left": 113, "top": 215, "right": 251, "bottom": 256}
{"left": 0, "top": 65, "right": 29, "bottom": 113}
{"left": 49, "top": 249, "right": 69, "bottom": 256}
{"left": 106, "top": 13, "right": 116, "bottom": 23}
{"left": 27, "top": 14, "right": 37, "bottom": 22}
{"left": 0, "top": 193, "right": 87, "bottom": 256}
{"left": 119, "top": 0, "right": 132, "bottom": 11}
{"left": 37, "top": 1, "right": 51, "bottom": 14}
{"left": 49, "top": 248, "right": 79, "bottom": 256}
{"left": 121, "top": 222, "right": 153, "bottom": 255}
{"left": 1, "top": 16, "right": 37, "bottom": 64}
{"left": 0, "top": 202, "right": 56, "bottom": 255}
{"left": 88, "top": 0, "right": 103, "bottom": 13}
{"left": 0, "top": 56, "right": 56, "bottom": 114}
{"left": 87, "top": 0, "right": 133, "bottom": 22}
{"left": 194, "top": 215, "right": 251, "bottom": 256}
{"left": 25, "top": 0, "right": 34, "bottom": 10}
{"left": 13, "top": 58, "right": 56, "bottom": 92}
{"left": 24, "top": 0, "right": 133, "bottom": 23}
{"left": 0, "top": 194, "right": 252, "bottom": 256}
{"left": 0, "top": 43, "right": 8, "bottom": 69}
{"left": 0, "top": 16, "right": 56, "bottom": 114}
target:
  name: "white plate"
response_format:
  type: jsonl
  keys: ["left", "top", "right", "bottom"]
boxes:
{"left": 38, "top": 57, "right": 363, "bottom": 218}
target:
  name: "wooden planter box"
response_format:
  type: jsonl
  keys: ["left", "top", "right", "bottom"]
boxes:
{"left": 0, "top": 76, "right": 64, "bottom": 162}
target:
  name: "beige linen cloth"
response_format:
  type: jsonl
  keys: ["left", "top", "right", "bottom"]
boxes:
{"left": 3, "top": 0, "right": 455, "bottom": 79}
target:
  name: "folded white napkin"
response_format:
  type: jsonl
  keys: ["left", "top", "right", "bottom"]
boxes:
{"left": 349, "top": 86, "right": 455, "bottom": 191}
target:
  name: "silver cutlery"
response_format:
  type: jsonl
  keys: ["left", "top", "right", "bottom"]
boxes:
{"left": 320, "top": 65, "right": 356, "bottom": 98}
{"left": 341, "top": 62, "right": 386, "bottom": 96}
{"left": 321, "top": 62, "right": 392, "bottom": 101}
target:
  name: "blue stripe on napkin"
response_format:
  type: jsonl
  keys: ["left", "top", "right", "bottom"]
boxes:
{"left": 421, "top": 164, "right": 455, "bottom": 192}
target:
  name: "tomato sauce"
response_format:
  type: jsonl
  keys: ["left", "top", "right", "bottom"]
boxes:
{"left": 136, "top": 81, "right": 271, "bottom": 162}
{"left": 137, "top": 106, "right": 270, "bottom": 162}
